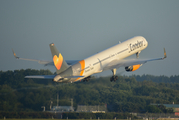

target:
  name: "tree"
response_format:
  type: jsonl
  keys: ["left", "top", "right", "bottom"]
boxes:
{"left": 146, "top": 105, "right": 162, "bottom": 113}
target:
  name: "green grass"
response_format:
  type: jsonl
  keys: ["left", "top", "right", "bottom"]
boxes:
{"left": 0, "top": 119, "right": 135, "bottom": 120}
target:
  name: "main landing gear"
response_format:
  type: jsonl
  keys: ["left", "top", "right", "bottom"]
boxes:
{"left": 110, "top": 68, "right": 118, "bottom": 82}
{"left": 110, "top": 75, "right": 118, "bottom": 82}
{"left": 83, "top": 76, "right": 91, "bottom": 82}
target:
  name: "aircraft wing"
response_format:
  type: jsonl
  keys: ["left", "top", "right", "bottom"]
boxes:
{"left": 103, "top": 48, "right": 167, "bottom": 71}
{"left": 12, "top": 49, "right": 79, "bottom": 66}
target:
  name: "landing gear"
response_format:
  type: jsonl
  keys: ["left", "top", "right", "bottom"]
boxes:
{"left": 110, "top": 75, "right": 118, "bottom": 82}
{"left": 83, "top": 76, "right": 91, "bottom": 82}
{"left": 110, "top": 68, "right": 118, "bottom": 82}
{"left": 136, "top": 51, "right": 141, "bottom": 58}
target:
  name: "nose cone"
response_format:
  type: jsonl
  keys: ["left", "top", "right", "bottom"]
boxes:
{"left": 145, "top": 40, "right": 148, "bottom": 47}
{"left": 143, "top": 37, "right": 148, "bottom": 48}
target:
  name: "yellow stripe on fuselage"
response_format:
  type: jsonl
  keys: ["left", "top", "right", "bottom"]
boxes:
{"left": 75, "top": 60, "right": 85, "bottom": 81}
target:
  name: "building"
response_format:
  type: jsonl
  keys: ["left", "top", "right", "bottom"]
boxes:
{"left": 51, "top": 106, "right": 74, "bottom": 112}
{"left": 76, "top": 105, "right": 107, "bottom": 113}
{"left": 151, "top": 103, "right": 179, "bottom": 116}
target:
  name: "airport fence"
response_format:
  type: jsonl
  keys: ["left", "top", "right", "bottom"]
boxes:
{"left": 137, "top": 113, "right": 178, "bottom": 119}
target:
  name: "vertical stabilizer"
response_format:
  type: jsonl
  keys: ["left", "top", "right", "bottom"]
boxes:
{"left": 49, "top": 43, "right": 69, "bottom": 74}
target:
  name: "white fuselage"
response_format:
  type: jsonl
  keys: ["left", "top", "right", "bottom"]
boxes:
{"left": 56, "top": 36, "right": 148, "bottom": 83}
{"left": 82, "top": 36, "right": 147, "bottom": 77}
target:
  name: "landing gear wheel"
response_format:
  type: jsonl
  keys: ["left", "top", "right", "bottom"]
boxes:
{"left": 82, "top": 76, "right": 91, "bottom": 82}
{"left": 110, "top": 76, "right": 118, "bottom": 82}
{"left": 110, "top": 77, "right": 113, "bottom": 82}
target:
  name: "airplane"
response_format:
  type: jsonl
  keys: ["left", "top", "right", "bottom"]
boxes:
{"left": 12, "top": 36, "right": 167, "bottom": 83}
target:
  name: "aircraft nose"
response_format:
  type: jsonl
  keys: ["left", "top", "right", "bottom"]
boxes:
{"left": 146, "top": 40, "right": 148, "bottom": 46}
{"left": 143, "top": 38, "right": 148, "bottom": 47}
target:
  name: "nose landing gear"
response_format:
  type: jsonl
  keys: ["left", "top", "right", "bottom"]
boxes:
{"left": 136, "top": 51, "right": 141, "bottom": 58}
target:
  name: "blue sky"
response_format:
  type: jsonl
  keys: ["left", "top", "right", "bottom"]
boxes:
{"left": 0, "top": 0, "right": 179, "bottom": 76}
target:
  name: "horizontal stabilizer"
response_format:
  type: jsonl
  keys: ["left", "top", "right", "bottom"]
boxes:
{"left": 25, "top": 75, "right": 83, "bottom": 79}
{"left": 25, "top": 75, "right": 56, "bottom": 79}
{"left": 65, "top": 76, "right": 84, "bottom": 78}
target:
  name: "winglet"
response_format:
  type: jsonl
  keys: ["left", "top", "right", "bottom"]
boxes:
{"left": 163, "top": 48, "right": 167, "bottom": 59}
{"left": 12, "top": 49, "right": 19, "bottom": 59}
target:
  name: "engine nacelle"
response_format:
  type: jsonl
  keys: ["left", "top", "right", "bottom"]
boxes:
{"left": 125, "top": 64, "right": 141, "bottom": 72}
{"left": 53, "top": 75, "right": 63, "bottom": 82}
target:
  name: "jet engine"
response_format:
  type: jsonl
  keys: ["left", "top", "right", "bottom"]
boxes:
{"left": 125, "top": 64, "right": 141, "bottom": 72}
{"left": 53, "top": 75, "right": 63, "bottom": 82}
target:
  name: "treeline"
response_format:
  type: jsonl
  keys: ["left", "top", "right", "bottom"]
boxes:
{"left": 0, "top": 111, "right": 135, "bottom": 119}
{"left": 0, "top": 69, "right": 179, "bottom": 113}
{"left": 131, "top": 74, "right": 179, "bottom": 83}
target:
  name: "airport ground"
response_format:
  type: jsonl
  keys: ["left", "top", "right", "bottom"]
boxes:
{"left": 0, "top": 118, "right": 179, "bottom": 120}
{"left": 0, "top": 119, "right": 137, "bottom": 120}
{"left": 0, "top": 119, "right": 141, "bottom": 120}
{"left": 0, "top": 119, "right": 179, "bottom": 120}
